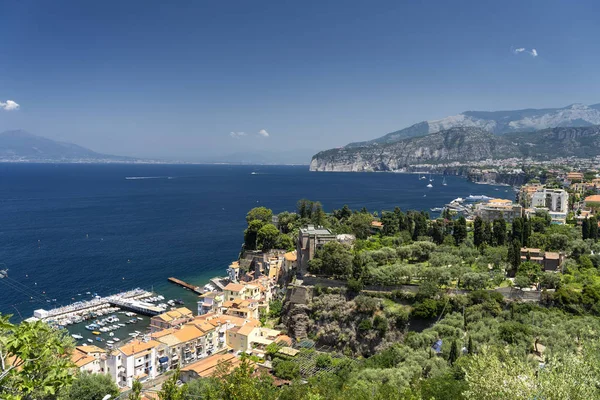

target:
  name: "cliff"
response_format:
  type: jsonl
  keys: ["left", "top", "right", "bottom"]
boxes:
{"left": 310, "top": 126, "right": 600, "bottom": 172}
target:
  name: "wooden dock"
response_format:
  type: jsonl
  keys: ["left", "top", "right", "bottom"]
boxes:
{"left": 168, "top": 277, "right": 203, "bottom": 294}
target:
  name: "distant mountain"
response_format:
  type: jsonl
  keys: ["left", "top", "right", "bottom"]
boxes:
{"left": 310, "top": 126, "right": 600, "bottom": 172}
{"left": 0, "top": 130, "right": 133, "bottom": 163}
{"left": 347, "top": 103, "right": 600, "bottom": 147}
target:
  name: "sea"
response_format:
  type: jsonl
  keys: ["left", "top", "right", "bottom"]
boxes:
{"left": 0, "top": 163, "right": 512, "bottom": 324}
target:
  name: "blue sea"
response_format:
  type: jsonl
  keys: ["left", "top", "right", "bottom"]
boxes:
{"left": 0, "top": 163, "right": 511, "bottom": 320}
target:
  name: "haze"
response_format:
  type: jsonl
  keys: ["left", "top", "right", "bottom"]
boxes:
{"left": 1, "top": 0, "right": 599, "bottom": 161}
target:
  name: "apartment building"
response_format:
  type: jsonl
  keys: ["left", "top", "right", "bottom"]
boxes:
{"left": 106, "top": 340, "right": 160, "bottom": 388}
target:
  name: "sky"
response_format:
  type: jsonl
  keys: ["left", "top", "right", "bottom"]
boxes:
{"left": 1, "top": 0, "right": 599, "bottom": 160}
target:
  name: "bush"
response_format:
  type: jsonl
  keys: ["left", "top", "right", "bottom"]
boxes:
{"left": 358, "top": 318, "right": 373, "bottom": 331}
{"left": 373, "top": 315, "right": 388, "bottom": 334}
{"left": 272, "top": 359, "right": 300, "bottom": 380}
{"left": 315, "top": 353, "right": 333, "bottom": 369}
{"left": 347, "top": 278, "right": 364, "bottom": 294}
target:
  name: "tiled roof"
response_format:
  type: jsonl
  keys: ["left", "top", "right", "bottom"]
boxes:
{"left": 118, "top": 340, "right": 159, "bottom": 356}
{"left": 181, "top": 353, "right": 241, "bottom": 378}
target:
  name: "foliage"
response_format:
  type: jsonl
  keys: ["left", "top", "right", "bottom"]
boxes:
{"left": 61, "top": 373, "right": 119, "bottom": 400}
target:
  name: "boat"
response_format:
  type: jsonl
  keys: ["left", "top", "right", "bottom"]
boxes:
{"left": 107, "top": 340, "right": 114, "bottom": 345}
{"left": 426, "top": 183, "right": 433, "bottom": 188}
{"left": 92, "top": 331, "right": 101, "bottom": 335}
{"left": 442, "top": 177, "right": 447, "bottom": 186}
{"left": 113, "top": 337, "right": 120, "bottom": 342}
{"left": 466, "top": 194, "right": 493, "bottom": 202}
{"left": 87, "top": 338, "right": 93, "bottom": 343}
{"left": 109, "top": 332, "right": 114, "bottom": 337}
{"left": 96, "top": 337, "right": 103, "bottom": 342}
{"left": 71, "top": 334, "right": 83, "bottom": 340}
{"left": 137, "top": 317, "right": 144, "bottom": 321}
{"left": 430, "top": 207, "right": 444, "bottom": 212}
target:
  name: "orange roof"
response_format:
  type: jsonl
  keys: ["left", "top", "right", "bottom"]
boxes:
{"left": 173, "top": 325, "right": 205, "bottom": 342}
{"left": 371, "top": 221, "right": 383, "bottom": 227}
{"left": 75, "top": 345, "right": 105, "bottom": 354}
{"left": 488, "top": 198, "right": 513, "bottom": 204}
{"left": 153, "top": 307, "right": 193, "bottom": 323}
{"left": 118, "top": 340, "right": 159, "bottom": 357}
{"left": 545, "top": 252, "right": 560, "bottom": 260}
{"left": 237, "top": 324, "right": 256, "bottom": 336}
{"left": 151, "top": 328, "right": 176, "bottom": 339}
{"left": 224, "top": 283, "right": 245, "bottom": 292}
{"left": 284, "top": 251, "right": 297, "bottom": 261}
{"left": 71, "top": 350, "right": 97, "bottom": 368}
{"left": 276, "top": 335, "right": 293, "bottom": 346}
{"left": 585, "top": 195, "right": 600, "bottom": 203}
{"left": 181, "top": 353, "right": 241, "bottom": 378}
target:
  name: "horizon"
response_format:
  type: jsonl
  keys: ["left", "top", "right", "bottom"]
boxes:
{"left": 1, "top": 1, "right": 600, "bottom": 160}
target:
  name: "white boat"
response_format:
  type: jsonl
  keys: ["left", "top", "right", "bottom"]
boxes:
{"left": 71, "top": 334, "right": 83, "bottom": 340}
{"left": 107, "top": 340, "right": 114, "bottom": 345}
{"left": 87, "top": 338, "right": 93, "bottom": 343}
{"left": 426, "top": 183, "right": 433, "bottom": 188}
{"left": 109, "top": 332, "right": 114, "bottom": 337}
{"left": 442, "top": 177, "right": 447, "bottom": 186}
{"left": 113, "top": 337, "right": 120, "bottom": 342}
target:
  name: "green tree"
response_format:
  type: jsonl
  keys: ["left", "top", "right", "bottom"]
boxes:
{"left": 467, "top": 336, "right": 474, "bottom": 355}
{"left": 348, "top": 212, "right": 374, "bottom": 240}
{"left": 62, "top": 373, "right": 120, "bottom": 400}
{"left": 0, "top": 316, "right": 75, "bottom": 400}
{"left": 309, "top": 241, "right": 353, "bottom": 277}
{"left": 381, "top": 211, "right": 399, "bottom": 236}
{"left": 272, "top": 359, "right": 300, "bottom": 380}
{"left": 448, "top": 339, "right": 459, "bottom": 365}
{"left": 453, "top": 216, "right": 467, "bottom": 246}
{"left": 492, "top": 218, "right": 507, "bottom": 246}
{"left": 246, "top": 207, "right": 273, "bottom": 224}
{"left": 244, "top": 220, "right": 264, "bottom": 250}
{"left": 128, "top": 379, "right": 143, "bottom": 400}
{"left": 507, "top": 239, "right": 521, "bottom": 276}
{"left": 256, "top": 224, "right": 280, "bottom": 251}
{"left": 512, "top": 217, "right": 524, "bottom": 246}
{"left": 473, "top": 217, "right": 484, "bottom": 247}
{"left": 158, "top": 369, "right": 187, "bottom": 400}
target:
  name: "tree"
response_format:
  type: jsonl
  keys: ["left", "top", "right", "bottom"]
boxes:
{"left": 309, "top": 241, "right": 353, "bottom": 277}
{"left": 62, "top": 373, "right": 120, "bottom": 400}
{"left": 277, "top": 211, "right": 298, "bottom": 234}
{"left": 590, "top": 216, "right": 599, "bottom": 241}
{"left": 582, "top": 218, "right": 590, "bottom": 240}
{"left": 128, "top": 379, "right": 143, "bottom": 400}
{"left": 246, "top": 207, "right": 273, "bottom": 224}
{"left": 244, "top": 220, "right": 264, "bottom": 250}
{"left": 274, "top": 234, "right": 294, "bottom": 251}
{"left": 483, "top": 221, "right": 493, "bottom": 247}
{"left": 311, "top": 202, "right": 327, "bottom": 226}
{"left": 256, "top": 224, "right": 280, "bottom": 251}
{"left": 507, "top": 239, "right": 521, "bottom": 277}
{"left": 381, "top": 211, "right": 399, "bottom": 236}
{"left": 467, "top": 336, "right": 474, "bottom": 355}
{"left": 272, "top": 359, "right": 300, "bottom": 380}
{"left": 492, "top": 218, "right": 507, "bottom": 246}
{"left": 448, "top": 339, "right": 459, "bottom": 365}
{"left": 453, "top": 216, "right": 467, "bottom": 246}
{"left": 158, "top": 369, "right": 187, "bottom": 400}
{"left": 512, "top": 217, "right": 524, "bottom": 246}
{"left": 0, "top": 316, "right": 75, "bottom": 400}
{"left": 348, "top": 212, "right": 373, "bottom": 240}
{"left": 473, "top": 217, "right": 484, "bottom": 247}
{"left": 430, "top": 221, "right": 444, "bottom": 245}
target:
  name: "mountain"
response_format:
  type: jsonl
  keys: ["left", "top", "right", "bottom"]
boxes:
{"left": 347, "top": 103, "right": 600, "bottom": 147}
{"left": 0, "top": 130, "right": 133, "bottom": 163}
{"left": 310, "top": 126, "right": 600, "bottom": 172}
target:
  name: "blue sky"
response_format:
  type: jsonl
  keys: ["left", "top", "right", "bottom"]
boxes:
{"left": 0, "top": 0, "right": 599, "bottom": 160}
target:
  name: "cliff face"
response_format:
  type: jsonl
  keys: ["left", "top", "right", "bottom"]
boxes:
{"left": 310, "top": 126, "right": 600, "bottom": 172}
{"left": 310, "top": 127, "right": 515, "bottom": 172}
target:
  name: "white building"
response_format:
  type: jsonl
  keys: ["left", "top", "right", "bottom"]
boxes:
{"left": 531, "top": 189, "right": 568, "bottom": 213}
{"left": 106, "top": 340, "right": 159, "bottom": 388}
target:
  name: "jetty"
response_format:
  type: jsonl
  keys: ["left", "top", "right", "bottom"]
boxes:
{"left": 168, "top": 277, "right": 203, "bottom": 294}
{"left": 108, "top": 298, "right": 164, "bottom": 316}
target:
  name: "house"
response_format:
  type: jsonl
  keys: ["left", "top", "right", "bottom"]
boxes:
{"left": 226, "top": 326, "right": 286, "bottom": 358}
{"left": 179, "top": 353, "right": 244, "bottom": 383}
{"left": 197, "top": 292, "right": 224, "bottom": 316}
{"left": 221, "top": 298, "right": 259, "bottom": 320}
{"left": 520, "top": 247, "right": 565, "bottom": 271}
{"left": 223, "top": 282, "right": 260, "bottom": 302}
{"left": 296, "top": 225, "right": 336, "bottom": 274}
{"left": 518, "top": 183, "right": 544, "bottom": 208}
{"left": 566, "top": 172, "right": 584, "bottom": 182}
{"left": 584, "top": 195, "right": 600, "bottom": 212}
{"left": 152, "top": 323, "right": 218, "bottom": 370}
{"left": 106, "top": 340, "right": 160, "bottom": 388}
{"left": 475, "top": 199, "right": 523, "bottom": 223}
{"left": 150, "top": 307, "right": 194, "bottom": 332}
{"left": 227, "top": 261, "right": 241, "bottom": 283}
{"left": 71, "top": 345, "right": 106, "bottom": 374}
{"left": 370, "top": 220, "right": 384, "bottom": 234}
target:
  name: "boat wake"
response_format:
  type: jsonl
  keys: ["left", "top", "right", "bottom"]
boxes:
{"left": 125, "top": 176, "right": 173, "bottom": 180}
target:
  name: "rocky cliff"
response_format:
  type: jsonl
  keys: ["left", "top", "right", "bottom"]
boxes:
{"left": 310, "top": 126, "right": 600, "bottom": 172}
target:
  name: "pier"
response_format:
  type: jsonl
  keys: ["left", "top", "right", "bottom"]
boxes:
{"left": 167, "top": 277, "right": 203, "bottom": 294}
{"left": 108, "top": 298, "right": 164, "bottom": 316}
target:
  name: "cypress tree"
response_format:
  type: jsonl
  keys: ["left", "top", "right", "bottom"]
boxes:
{"left": 467, "top": 336, "right": 474, "bottom": 355}
{"left": 582, "top": 218, "right": 591, "bottom": 240}
{"left": 493, "top": 218, "right": 507, "bottom": 246}
{"left": 453, "top": 216, "right": 467, "bottom": 246}
{"left": 512, "top": 217, "right": 524, "bottom": 246}
{"left": 483, "top": 221, "right": 493, "bottom": 246}
{"left": 591, "top": 216, "right": 599, "bottom": 241}
{"left": 448, "top": 339, "right": 459, "bottom": 365}
{"left": 473, "top": 217, "right": 484, "bottom": 247}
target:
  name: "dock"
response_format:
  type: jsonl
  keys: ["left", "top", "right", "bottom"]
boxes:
{"left": 108, "top": 298, "right": 164, "bottom": 316}
{"left": 168, "top": 277, "right": 203, "bottom": 294}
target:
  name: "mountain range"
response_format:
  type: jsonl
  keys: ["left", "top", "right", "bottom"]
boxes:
{"left": 311, "top": 103, "right": 600, "bottom": 171}
{"left": 0, "top": 130, "right": 134, "bottom": 163}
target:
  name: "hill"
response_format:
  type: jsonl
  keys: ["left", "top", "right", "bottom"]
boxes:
{"left": 0, "top": 130, "right": 134, "bottom": 163}
{"left": 347, "top": 103, "right": 600, "bottom": 147}
{"left": 310, "top": 126, "right": 600, "bottom": 172}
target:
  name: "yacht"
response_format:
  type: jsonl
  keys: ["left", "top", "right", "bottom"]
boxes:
{"left": 426, "top": 182, "right": 433, "bottom": 188}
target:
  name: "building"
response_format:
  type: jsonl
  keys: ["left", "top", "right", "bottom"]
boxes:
{"left": 223, "top": 282, "right": 260, "bottom": 302}
{"left": 226, "top": 325, "right": 285, "bottom": 357}
{"left": 566, "top": 172, "right": 584, "bottom": 182}
{"left": 152, "top": 324, "right": 210, "bottom": 370}
{"left": 475, "top": 199, "right": 523, "bottom": 223}
{"left": 197, "top": 292, "right": 224, "bottom": 316}
{"left": 71, "top": 345, "right": 106, "bottom": 374}
{"left": 150, "top": 307, "right": 194, "bottom": 332}
{"left": 227, "top": 261, "right": 241, "bottom": 283}
{"left": 584, "top": 195, "right": 600, "bottom": 211}
{"left": 179, "top": 353, "right": 243, "bottom": 383}
{"left": 520, "top": 247, "right": 565, "bottom": 271}
{"left": 530, "top": 188, "right": 568, "bottom": 213}
{"left": 518, "top": 183, "right": 544, "bottom": 208}
{"left": 106, "top": 340, "right": 160, "bottom": 388}
{"left": 297, "top": 225, "right": 336, "bottom": 274}
{"left": 220, "top": 298, "right": 259, "bottom": 320}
